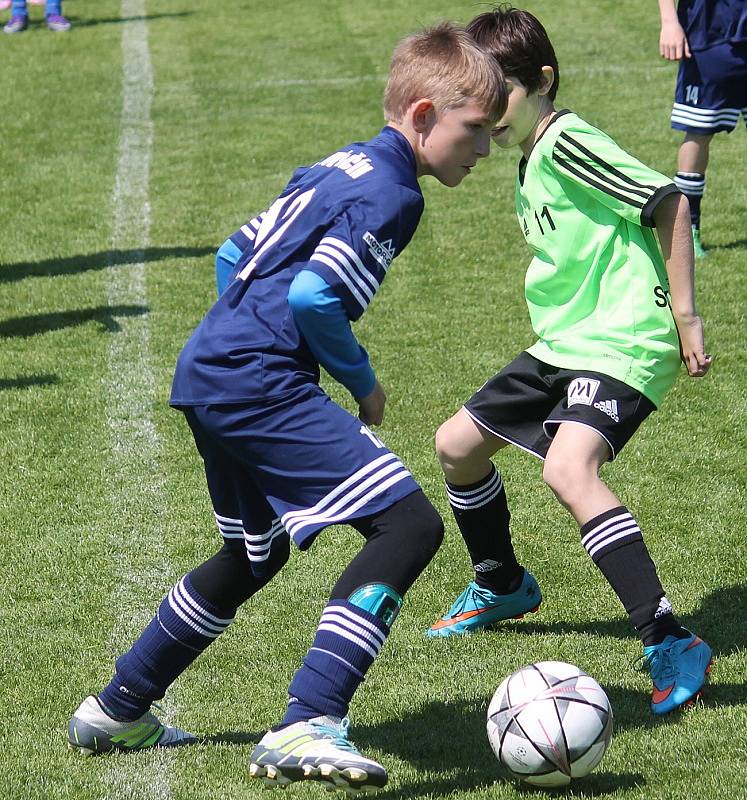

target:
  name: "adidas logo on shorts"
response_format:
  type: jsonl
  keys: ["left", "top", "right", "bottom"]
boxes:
{"left": 593, "top": 399, "right": 619, "bottom": 422}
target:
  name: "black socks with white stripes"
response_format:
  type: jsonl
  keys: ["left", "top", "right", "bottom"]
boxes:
{"left": 446, "top": 466, "right": 523, "bottom": 594}
{"left": 674, "top": 171, "right": 705, "bottom": 229}
{"left": 580, "top": 506, "right": 685, "bottom": 645}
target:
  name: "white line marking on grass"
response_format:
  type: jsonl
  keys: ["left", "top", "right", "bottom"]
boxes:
{"left": 103, "top": 1, "right": 174, "bottom": 798}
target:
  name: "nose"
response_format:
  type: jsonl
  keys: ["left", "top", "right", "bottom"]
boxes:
{"left": 475, "top": 129, "right": 491, "bottom": 158}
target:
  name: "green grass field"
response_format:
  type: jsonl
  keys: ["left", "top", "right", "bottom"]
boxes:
{"left": 1, "top": 1, "right": 745, "bottom": 798}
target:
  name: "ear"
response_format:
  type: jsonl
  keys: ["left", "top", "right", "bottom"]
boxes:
{"left": 537, "top": 66, "right": 555, "bottom": 97}
{"left": 411, "top": 99, "right": 436, "bottom": 134}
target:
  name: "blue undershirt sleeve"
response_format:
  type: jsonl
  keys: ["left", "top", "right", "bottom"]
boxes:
{"left": 288, "top": 269, "right": 376, "bottom": 400}
{"left": 215, "top": 238, "right": 244, "bottom": 296}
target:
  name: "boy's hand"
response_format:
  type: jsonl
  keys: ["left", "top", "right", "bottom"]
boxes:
{"left": 674, "top": 311, "right": 713, "bottom": 376}
{"left": 660, "top": 19, "right": 691, "bottom": 60}
{"left": 358, "top": 380, "right": 386, "bottom": 426}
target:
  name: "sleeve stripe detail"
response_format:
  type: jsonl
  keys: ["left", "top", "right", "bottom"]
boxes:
{"left": 553, "top": 154, "right": 645, "bottom": 209}
{"left": 320, "top": 236, "right": 380, "bottom": 294}
{"left": 239, "top": 224, "right": 256, "bottom": 240}
{"left": 309, "top": 253, "right": 369, "bottom": 312}
{"left": 554, "top": 141, "right": 653, "bottom": 202}
{"left": 315, "top": 243, "right": 377, "bottom": 300}
{"left": 558, "top": 132, "right": 658, "bottom": 191}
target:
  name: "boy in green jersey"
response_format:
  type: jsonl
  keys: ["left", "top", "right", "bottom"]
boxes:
{"left": 428, "top": 6, "right": 714, "bottom": 715}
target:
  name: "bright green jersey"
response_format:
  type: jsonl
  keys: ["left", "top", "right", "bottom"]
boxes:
{"left": 516, "top": 111, "right": 681, "bottom": 407}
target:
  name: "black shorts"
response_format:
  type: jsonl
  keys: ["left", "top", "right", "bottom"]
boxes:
{"left": 463, "top": 352, "right": 656, "bottom": 460}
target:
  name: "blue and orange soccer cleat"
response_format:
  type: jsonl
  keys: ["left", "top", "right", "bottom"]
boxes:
{"left": 642, "top": 630, "right": 713, "bottom": 715}
{"left": 427, "top": 569, "right": 541, "bottom": 638}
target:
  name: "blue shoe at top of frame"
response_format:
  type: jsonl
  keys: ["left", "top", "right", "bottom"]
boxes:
{"left": 427, "top": 569, "right": 541, "bottom": 638}
{"left": 642, "top": 630, "right": 713, "bottom": 715}
{"left": 3, "top": 15, "right": 28, "bottom": 34}
{"left": 46, "top": 14, "right": 71, "bottom": 32}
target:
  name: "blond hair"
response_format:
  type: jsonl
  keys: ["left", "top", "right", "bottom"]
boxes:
{"left": 384, "top": 21, "right": 506, "bottom": 123}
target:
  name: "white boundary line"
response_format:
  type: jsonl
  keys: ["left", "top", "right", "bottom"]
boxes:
{"left": 103, "top": 2, "right": 173, "bottom": 797}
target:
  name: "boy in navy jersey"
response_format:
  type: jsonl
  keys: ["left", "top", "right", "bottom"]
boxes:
{"left": 658, "top": 0, "right": 747, "bottom": 256}
{"left": 68, "top": 22, "right": 505, "bottom": 794}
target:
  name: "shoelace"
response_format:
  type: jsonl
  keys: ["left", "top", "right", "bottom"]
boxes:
{"left": 635, "top": 648, "right": 675, "bottom": 683}
{"left": 310, "top": 717, "right": 359, "bottom": 753}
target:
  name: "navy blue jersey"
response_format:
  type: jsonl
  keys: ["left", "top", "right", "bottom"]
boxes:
{"left": 677, "top": 0, "right": 747, "bottom": 50}
{"left": 171, "top": 126, "right": 423, "bottom": 406}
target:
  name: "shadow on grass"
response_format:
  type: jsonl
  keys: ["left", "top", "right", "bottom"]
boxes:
{"left": 0, "top": 305, "right": 148, "bottom": 338}
{"left": 0, "top": 374, "right": 59, "bottom": 390}
{"left": 708, "top": 238, "right": 747, "bottom": 252}
{"left": 0, "top": 246, "right": 213, "bottom": 284}
{"left": 200, "top": 730, "right": 265, "bottom": 747}
{"left": 71, "top": 12, "right": 194, "bottom": 28}
{"left": 499, "top": 583, "right": 747, "bottom": 658}
{"left": 353, "top": 698, "right": 644, "bottom": 798}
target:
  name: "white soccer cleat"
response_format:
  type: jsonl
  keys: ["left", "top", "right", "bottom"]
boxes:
{"left": 67, "top": 696, "right": 197, "bottom": 755}
{"left": 249, "top": 716, "right": 387, "bottom": 794}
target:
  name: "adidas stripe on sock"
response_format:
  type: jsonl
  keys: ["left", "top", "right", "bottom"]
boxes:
{"left": 581, "top": 506, "right": 682, "bottom": 645}
{"left": 100, "top": 574, "right": 235, "bottom": 719}
{"left": 446, "top": 466, "right": 521, "bottom": 593}
{"left": 281, "top": 599, "right": 389, "bottom": 725}
{"left": 674, "top": 171, "right": 705, "bottom": 228}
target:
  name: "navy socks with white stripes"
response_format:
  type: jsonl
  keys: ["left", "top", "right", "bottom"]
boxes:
{"left": 99, "top": 574, "right": 235, "bottom": 720}
{"left": 580, "top": 506, "right": 684, "bottom": 646}
{"left": 281, "top": 599, "right": 389, "bottom": 726}
{"left": 446, "top": 465, "right": 522, "bottom": 593}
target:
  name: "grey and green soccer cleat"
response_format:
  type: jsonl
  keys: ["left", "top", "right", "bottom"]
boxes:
{"left": 68, "top": 696, "right": 197, "bottom": 755}
{"left": 427, "top": 569, "right": 541, "bottom": 637}
{"left": 249, "top": 715, "right": 387, "bottom": 795}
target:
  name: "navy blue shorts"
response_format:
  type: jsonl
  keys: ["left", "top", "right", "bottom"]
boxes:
{"left": 463, "top": 352, "right": 656, "bottom": 461}
{"left": 182, "top": 384, "right": 420, "bottom": 575}
{"left": 671, "top": 42, "right": 747, "bottom": 134}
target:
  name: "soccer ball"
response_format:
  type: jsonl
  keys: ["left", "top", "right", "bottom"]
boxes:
{"left": 487, "top": 661, "right": 613, "bottom": 787}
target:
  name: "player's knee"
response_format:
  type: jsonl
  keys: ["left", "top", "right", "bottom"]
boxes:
{"left": 435, "top": 419, "right": 468, "bottom": 471}
{"left": 542, "top": 454, "right": 589, "bottom": 505}
{"left": 410, "top": 495, "right": 445, "bottom": 566}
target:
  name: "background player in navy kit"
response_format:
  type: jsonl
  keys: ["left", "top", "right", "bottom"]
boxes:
{"left": 658, "top": 0, "right": 747, "bottom": 257}
{"left": 67, "top": 22, "right": 506, "bottom": 794}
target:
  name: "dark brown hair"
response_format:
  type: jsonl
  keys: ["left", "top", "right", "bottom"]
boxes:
{"left": 467, "top": 5, "right": 559, "bottom": 101}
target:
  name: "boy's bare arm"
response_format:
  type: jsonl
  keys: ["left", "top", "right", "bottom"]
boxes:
{"left": 653, "top": 192, "right": 712, "bottom": 377}
{"left": 658, "top": 0, "right": 691, "bottom": 60}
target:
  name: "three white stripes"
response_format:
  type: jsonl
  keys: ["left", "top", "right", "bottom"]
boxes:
{"left": 446, "top": 468, "right": 503, "bottom": 510}
{"left": 168, "top": 577, "right": 234, "bottom": 639}
{"left": 581, "top": 511, "right": 640, "bottom": 559}
{"left": 671, "top": 102, "right": 747, "bottom": 129}
{"left": 310, "top": 235, "right": 382, "bottom": 313}
{"left": 282, "top": 453, "right": 411, "bottom": 540}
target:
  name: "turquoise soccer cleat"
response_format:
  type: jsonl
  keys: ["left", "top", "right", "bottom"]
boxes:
{"left": 642, "top": 630, "right": 713, "bottom": 715}
{"left": 427, "top": 569, "right": 541, "bottom": 638}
